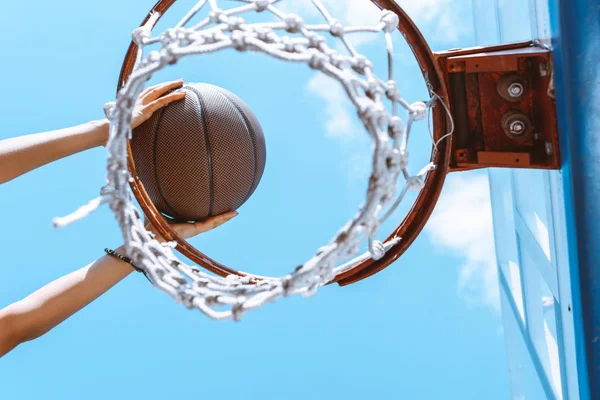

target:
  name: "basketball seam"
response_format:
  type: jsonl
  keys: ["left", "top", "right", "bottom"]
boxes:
{"left": 209, "top": 85, "right": 258, "bottom": 205}
{"left": 152, "top": 107, "right": 181, "bottom": 219}
{"left": 185, "top": 85, "right": 215, "bottom": 216}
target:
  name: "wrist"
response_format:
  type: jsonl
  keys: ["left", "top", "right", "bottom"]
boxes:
{"left": 114, "top": 244, "right": 128, "bottom": 257}
{"left": 88, "top": 119, "right": 110, "bottom": 147}
{"left": 105, "top": 247, "right": 152, "bottom": 284}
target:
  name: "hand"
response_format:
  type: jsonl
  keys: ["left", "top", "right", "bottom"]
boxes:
{"left": 131, "top": 79, "right": 186, "bottom": 130}
{"left": 145, "top": 211, "right": 238, "bottom": 243}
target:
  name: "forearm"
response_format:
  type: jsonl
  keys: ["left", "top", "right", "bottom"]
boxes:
{"left": 0, "top": 246, "right": 133, "bottom": 357}
{"left": 0, "top": 119, "right": 110, "bottom": 184}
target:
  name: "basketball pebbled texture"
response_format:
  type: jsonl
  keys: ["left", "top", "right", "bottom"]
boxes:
{"left": 131, "top": 83, "right": 267, "bottom": 221}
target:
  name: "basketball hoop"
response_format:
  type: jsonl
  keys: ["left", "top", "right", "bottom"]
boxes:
{"left": 53, "top": 0, "right": 454, "bottom": 319}
{"left": 116, "top": 0, "right": 451, "bottom": 289}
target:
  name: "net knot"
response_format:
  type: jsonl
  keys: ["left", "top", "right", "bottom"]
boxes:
{"left": 281, "top": 36, "right": 296, "bottom": 53}
{"left": 284, "top": 14, "right": 304, "bottom": 33}
{"left": 380, "top": 10, "right": 399, "bottom": 33}
{"left": 329, "top": 54, "right": 347, "bottom": 69}
{"left": 254, "top": 0, "right": 270, "bottom": 12}
{"left": 388, "top": 116, "right": 404, "bottom": 139}
{"left": 163, "top": 27, "right": 182, "bottom": 41}
{"left": 306, "top": 31, "right": 325, "bottom": 48}
{"left": 282, "top": 276, "right": 293, "bottom": 296}
{"left": 103, "top": 101, "right": 116, "bottom": 119}
{"left": 385, "top": 80, "right": 401, "bottom": 101}
{"left": 163, "top": 44, "right": 178, "bottom": 65}
{"left": 386, "top": 148, "right": 408, "bottom": 172}
{"left": 132, "top": 26, "right": 150, "bottom": 46}
{"left": 256, "top": 27, "right": 275, "bottom": 43}
{"left": 308, "top": 49, "right": 328, "bottom": 70}
{"left": 398, "top": 148, "right": 409, "bottom": 168}
{"left": 231, "top": 31, "right": 249, "bottom": 51}
{"left": 369, "top": 240, "right": 386, "bottom": 260}
{"left": 366, "top": 77, "right": 380, "bottom": 98}
{"left": 409, "top": 101, "right": 427, "bottom": 121}
{"left": 329, "top": 19, "right": 344, "bottom": 37}
{"left": 231, "top": 303, "right": 245, "bottom": 322}
{"left": 201, "top": 30, "right": 222, "bottom": 44}
{"left": 148, "top": 50, "right": 161, "bottom": 63}
{"left": 226, "top": 16, "right": 245, "bottom": 31}
{"left": 352, "top": 54, "right": 372, "bottom": 75}
{"left": 208, "top": 10, "right": 226, "bottom": 23}
{"left": 176, "top": 289, "right": 195, "bottom": 309}
{"left": 168, "top": 27, "right": 193, "bottom": 46}
{"left": 357, "top": 99, "right": 386, "bottom": 125}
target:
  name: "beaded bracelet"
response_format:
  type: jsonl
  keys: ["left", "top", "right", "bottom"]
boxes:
{"left": 104, "top": 248, "right": 152, "bottom": 283}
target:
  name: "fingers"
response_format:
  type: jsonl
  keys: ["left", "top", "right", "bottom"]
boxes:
{"left": 175, "top": 211, "right": 238, "bottom": 239}
{"left": 139, "top": 79, "right": 184, "bottom": 104}
{"left": 142, "top": 210, "right": 236, "bottom": 242}
{"left": 140, "top": 79, "right": 184, "bottom": 102}
{"left": 141, "top": 91, "right": 186, "bottom": 119}
{"left": 131, "top": 81, "right": 186, "bottom": 129}
{"left": 197, "top": 211, "right": 238, "bottom": 233}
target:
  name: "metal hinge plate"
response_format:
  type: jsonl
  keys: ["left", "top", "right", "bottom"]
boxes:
{"left": 434, "top": 41, "right": 560, "bottom": 172}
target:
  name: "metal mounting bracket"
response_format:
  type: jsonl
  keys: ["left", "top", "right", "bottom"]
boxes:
{"left": 434, "top": 41, "right": 560, "bottom": 172}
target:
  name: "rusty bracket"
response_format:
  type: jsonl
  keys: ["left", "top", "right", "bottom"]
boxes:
{"left": 434, "top": 41, "right": 560, "bottom": 172}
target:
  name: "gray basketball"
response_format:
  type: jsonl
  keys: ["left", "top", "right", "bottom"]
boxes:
{"left": 131, "top": 83, "right": 266, "bottom": 221}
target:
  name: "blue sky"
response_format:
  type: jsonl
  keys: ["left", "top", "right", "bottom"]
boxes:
{"left": 0, "top": 0, "right": 510, "bottom": 398}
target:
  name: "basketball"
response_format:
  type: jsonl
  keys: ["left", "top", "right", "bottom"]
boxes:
{"left": 131, "top": 83, "right": 266, "bottom": 221}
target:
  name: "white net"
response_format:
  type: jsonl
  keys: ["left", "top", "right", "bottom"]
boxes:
{"left": 55, "top": 0, "right": 448, "bottom": 320}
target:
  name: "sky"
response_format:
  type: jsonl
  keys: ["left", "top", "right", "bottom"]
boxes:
{"left": 0, "top": 0, "right": 511, "bottom": 399}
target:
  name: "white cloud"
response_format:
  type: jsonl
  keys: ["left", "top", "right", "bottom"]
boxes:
{"left": 306, "top": 73, "right": 359, "bottom": 139}
{"left": 396, "top": 0, "right": 472, "bottom": 45}
{"left": 425, "top": 173, "right": 500, "bottom": 311}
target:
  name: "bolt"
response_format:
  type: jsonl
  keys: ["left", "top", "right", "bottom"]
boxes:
{"left": 508, "top": 82, "right": 524, "bottom": 98}
{"left": 501, "top": 110, "right": 532, "bottom": 139}
{"left": 545, "top": 142, "right": 554, "bottom": 155}
{"left": 540, "top": 62, "right": 549, "bottom": 76}
{"left": 497, "top": 73, "right": 527, "bottom": 101}
{"left": 509, "top": 120, "right": 526, "bottom": 136}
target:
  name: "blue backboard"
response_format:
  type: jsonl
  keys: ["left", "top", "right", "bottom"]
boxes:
{"left": 473, "top": 0, "right": 600, "bottom": 399}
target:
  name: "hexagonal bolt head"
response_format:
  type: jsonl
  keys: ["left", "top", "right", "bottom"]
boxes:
{"left": 509, "top": 120, "right": 526, "bottom": 135}
{"left": 497, "top": 73, "right": 528, "bottom": 102}
{"left": 508, "top": 82, "right": 524, "bottom": 98}
{"left": 501, "top": 110, "right": 533, "bottom": 139}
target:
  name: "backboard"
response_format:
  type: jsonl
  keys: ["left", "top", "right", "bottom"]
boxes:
{"left": 474, "top": 0, "right": 600, "bottom": 399}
